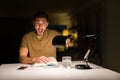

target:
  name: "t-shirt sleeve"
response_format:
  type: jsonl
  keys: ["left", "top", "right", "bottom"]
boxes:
{"left": 20, "top": 35, "right": 28, "bottom": 48}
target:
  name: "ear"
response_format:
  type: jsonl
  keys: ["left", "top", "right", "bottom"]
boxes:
{"left": 46, "top": 22, "right": 49, "bottom": 27}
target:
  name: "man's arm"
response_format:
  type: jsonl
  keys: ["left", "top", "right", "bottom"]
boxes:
{"left": 19, "top": 48, "right": 50, "bottom": 64}
{"left": 19, "top": 48, "right": 35, "bottom": 64}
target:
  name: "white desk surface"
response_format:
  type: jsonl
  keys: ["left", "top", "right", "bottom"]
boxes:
{"left": 0, "top": 61, "right": 120, "bottom": 80}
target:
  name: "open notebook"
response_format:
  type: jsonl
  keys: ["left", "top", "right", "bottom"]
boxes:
{"left": 32, "top": 57, "right": 58, "bottom": 67}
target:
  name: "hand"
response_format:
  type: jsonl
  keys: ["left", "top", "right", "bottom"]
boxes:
{"left": 33, "top": 56, "right": 50, "bottom": 63}
{"left": 66, "top": 38, "right": 74, "bottom": 47}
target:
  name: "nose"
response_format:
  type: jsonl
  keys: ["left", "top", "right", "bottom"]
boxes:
{"left": 38, "top": 23, "right": 43, "bottom": 28}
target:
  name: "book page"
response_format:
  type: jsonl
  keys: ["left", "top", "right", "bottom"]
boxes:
{"left": 32, "top": 57, "right": 58, "bottom": 67}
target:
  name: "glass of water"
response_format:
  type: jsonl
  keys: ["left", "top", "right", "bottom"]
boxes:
{"left": 62, "top": 56, "right": 72, "bottom": 69}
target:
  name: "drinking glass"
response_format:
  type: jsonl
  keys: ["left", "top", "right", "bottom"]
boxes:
{"left": 62, "top": 56, "right": 72, "bottom": 69}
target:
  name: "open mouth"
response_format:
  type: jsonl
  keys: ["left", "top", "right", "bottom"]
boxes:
{"left": 37, "top": 29, "right": 44, "bottom": 35}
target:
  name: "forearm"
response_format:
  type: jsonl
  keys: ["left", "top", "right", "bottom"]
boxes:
{"left": 19, "top": 56, "right": 36, "bottom": 64}
{"left": 20, "top": 56, "right": 50, "bottom": 64}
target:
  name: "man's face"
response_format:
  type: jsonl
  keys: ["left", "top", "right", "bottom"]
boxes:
{"left": 33, "top": 17, "right": 49, "bottom": 36}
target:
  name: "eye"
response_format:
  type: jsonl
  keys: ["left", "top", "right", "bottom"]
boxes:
{"left": 42, "top": 22, "right": 46, "bottom": 25}
{"left": 35, "top": 22, "right": 39, "bottom": 24}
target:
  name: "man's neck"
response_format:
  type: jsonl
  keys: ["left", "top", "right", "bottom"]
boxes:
{"left": 37, "top": 35, "right": 43, "bottom": 39}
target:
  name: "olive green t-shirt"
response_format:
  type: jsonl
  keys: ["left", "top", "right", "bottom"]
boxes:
{"left": 20, "top": 29, "right": 60, "bottom": 58}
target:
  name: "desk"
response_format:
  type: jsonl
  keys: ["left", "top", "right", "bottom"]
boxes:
{"left": 0, "top": 61, "right": 120, "bottom": 80}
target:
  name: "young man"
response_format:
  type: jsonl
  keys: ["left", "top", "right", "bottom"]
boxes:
{"left": 19, "top": 11, "right": 73, "bottom": 64}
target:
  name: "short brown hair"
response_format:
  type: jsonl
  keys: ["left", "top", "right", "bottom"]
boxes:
{"left": 33, "top": 11, "right": 49, "bottom": 21}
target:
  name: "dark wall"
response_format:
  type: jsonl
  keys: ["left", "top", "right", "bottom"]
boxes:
{"left": 100, "top": 0, "right": 120, "bottom": 72}
{"left": 0, "top": 18, "right": 29, "bottom": 63}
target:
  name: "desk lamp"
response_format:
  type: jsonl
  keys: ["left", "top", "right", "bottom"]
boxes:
{"left": 75, "top": 49, "right": 91, "bottom": 69}
{"left": 75, "top": 34, "right": 96, "bottom": 69}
